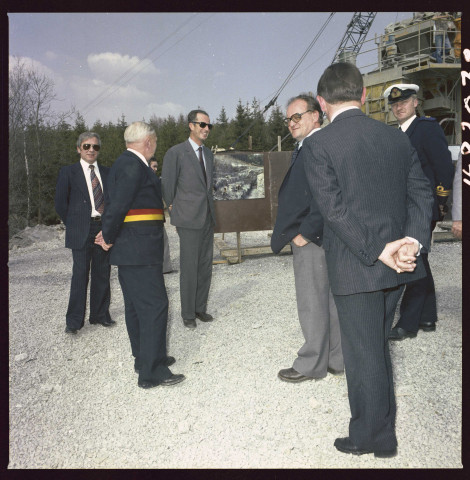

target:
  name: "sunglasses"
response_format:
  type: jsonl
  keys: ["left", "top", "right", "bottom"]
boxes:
{"left": 82, "top": 143, "right": 101, "bottom": 151}
{"left": 192, "top": 121, "right": 213, "bottom": 130}
{"left": 284, "top": 110, "right": 313, "bottom": 126}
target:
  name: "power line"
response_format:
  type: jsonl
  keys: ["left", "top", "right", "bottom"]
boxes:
{"left": 81, "top": 13, "right": 215, "bottom": 119}
{"left": 230, "top": 12, "right": 336, "bottom": 149}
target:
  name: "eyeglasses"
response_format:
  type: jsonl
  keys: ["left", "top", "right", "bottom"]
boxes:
{"left": 192, "top": 121, "right": 213, "bottom": 130}
{"left": 284, "top": 110, "right": 313, "bottom": 126}
{"left": 82, "top": 144, "right": 101, "bottom": 151}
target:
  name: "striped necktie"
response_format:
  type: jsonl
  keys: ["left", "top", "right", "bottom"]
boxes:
{"left": 89, "top": 165, "right": 104, "bottom": 214}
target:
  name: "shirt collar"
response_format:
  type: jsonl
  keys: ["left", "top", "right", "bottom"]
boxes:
{"left": 297, "top": 127, "right": 321, "bottom": 148}
{"left": 399, "top": 115, "right": 417, "bottom": 132}
{"left": 127, "top": 148, "right": 148, "bottom": 166}
{"left": 330, "top": 106, "right": 360, "bottom": 123}
{"left": 188, "top": 137, "right": 203, "bottom": 152}
{"left": 80, "top": 158, "right": 98, "bottom": 169}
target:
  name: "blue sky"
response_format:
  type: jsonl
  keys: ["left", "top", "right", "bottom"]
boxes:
{"left": 9, "top": 12, "right": 413, "bottom": 127}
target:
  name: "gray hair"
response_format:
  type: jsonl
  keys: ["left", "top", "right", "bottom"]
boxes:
{"left": 124, "top": 121, "right": 156, "bottom": 144}
{"left": 77, "top": 132, "right": 101, "bottom": 149}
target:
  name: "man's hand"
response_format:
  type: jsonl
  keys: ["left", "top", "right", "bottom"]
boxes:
{"left": 452, "top": 220, "right": 462, "bottom": 240}
{"left": 292, "top": 234, "right": 308, "bottom": 247}
{"left": 378, "top": 238, "right": 416, "bottom": 273}
{"left": 94, "top": 231, "right": 113, "bottom": 251}
{"left": 394, "top": 242, "right": 418, "bottom": 272}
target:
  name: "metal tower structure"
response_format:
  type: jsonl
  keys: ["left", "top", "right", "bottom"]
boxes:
{"left": 332, "top": 12, "right": 377, "bottom": 64}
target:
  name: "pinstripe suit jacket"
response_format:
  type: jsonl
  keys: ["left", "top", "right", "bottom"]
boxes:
{"left": 55, "top": 161, "right": 110, "bottom": 249}
{"left": 302, "top": 109, "right": 434, "bottom": 296}
{"left": 161, "top": 140, "right": 216, "bottom": 229}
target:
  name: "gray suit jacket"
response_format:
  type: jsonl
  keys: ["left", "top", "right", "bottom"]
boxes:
{"left": 303, "top": 109, "right": 434, "bottom": 296}
{"left": 161, "top": 140, "right": 216, "bottom": 229}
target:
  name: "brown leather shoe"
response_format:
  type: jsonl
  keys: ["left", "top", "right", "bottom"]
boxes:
{"left": 278, "top": 367, "right": 314, "bottom": 383}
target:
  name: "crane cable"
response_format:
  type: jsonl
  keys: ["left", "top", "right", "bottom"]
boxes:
{"left": 81, "top": 13, "right": 215, "bottom": 118}
{"left": 230, "top": 12, "right": 336, "bottom": 149}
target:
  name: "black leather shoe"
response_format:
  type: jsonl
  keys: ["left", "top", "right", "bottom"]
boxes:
{"left": 138, "top": 374, "right": 186, "bottom": 389}
{"left": 183, "top": 319, "right": 197, "bottom": 329}
{"left": 135, "top": 356, "right": 176, "bottom": 373}
{"left": 327, "top": 367, "right": 344, "bottom": 376}
{"left": 65, "top": 326, "right": 78, "bottom": 335}
{"left": 90, "top": 318, "right": 116, "bottom": 327}
{"left": 195, "top": 312, "right": 214, "bottom": 322}
{"left": 278, "top": 367, "right": 315, "bottom": 383}
{"left": 160, "top": 374, "right": 185, "bottom": 386}
{"left": 419, "top": 321, "right": 436, "bottom": 332}
{"left": 334, "top": 437, "right": 397, "bottom": 458}
{"left": 388, "top": 326, "right": 417, "bottom": 341}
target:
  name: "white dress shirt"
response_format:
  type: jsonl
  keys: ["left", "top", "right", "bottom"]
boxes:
{"left": 188, "top": 137, "right": 206, "bottom": 169}
{"left": 80, "top": 158, "right": 103, "bottom": 217}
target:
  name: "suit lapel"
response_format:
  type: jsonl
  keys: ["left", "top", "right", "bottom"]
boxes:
{"left": 72, "top": 162, "right": 90, "bottom": 200}
{"left": 405, "top": 117, "right": 419, "bottom": 138}
{"left": 186, "top": 140, "right": 207, "bottom": 187}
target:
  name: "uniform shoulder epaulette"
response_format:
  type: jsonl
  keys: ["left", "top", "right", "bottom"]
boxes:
{"left": 417, "top": 116, "right": 436, "bottom": 122}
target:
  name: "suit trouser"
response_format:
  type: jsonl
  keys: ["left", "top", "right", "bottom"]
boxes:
{"left": 66, "top": 221, "right": 111, "bottom": 330}
{"left": 397, "top": 221, "right": 437, "bottom": 331}
{"left": 163, "top": 226, "right": 173, "bottom": 273}
{"left": 118, "top": 264, "right": 171, "bottom": 384}
{"left": 291, "top": 241, "right": 343, "bottom": 377}
{"left": 176, "top": 215, "right": 214, "bottom": 320}
{"left": 333, "top": 285, "right": 404, "bottom": 451}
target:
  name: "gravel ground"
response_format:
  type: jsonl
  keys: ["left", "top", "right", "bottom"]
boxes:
{"left": 8, "top": 223, "right": 462, "bottom": 469}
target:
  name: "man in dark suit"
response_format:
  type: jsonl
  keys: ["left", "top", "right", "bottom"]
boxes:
{"left": 55, "top": 132, "right": 115, "bottom": 334}
{"left": 303, "top": 63, "right": 434, "bottom": 457}
{"left": 161, "top": 110, "right": 216, "bottom": 329}
{"left": 96, "top": 121, "right": 185, "bottom": 389}
{"left": 384, "top": 84, "right": 454, "bottom": 340}
{"left": 271, "top": 94, "right": 343, "bottom": 383}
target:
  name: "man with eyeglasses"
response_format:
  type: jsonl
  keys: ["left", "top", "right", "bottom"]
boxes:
{"left": 271, "top": 94, "right": 344, "bottom": 383}
{"left": 384, "top": 84, "right": 454, "bottom": 341}
{"left": 161, "top": 110, "right": 216, "bottom": 329}
{"left": 55, "top": 132, "right": 115, "bottom": 335}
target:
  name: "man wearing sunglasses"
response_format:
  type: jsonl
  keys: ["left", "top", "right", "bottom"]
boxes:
{"left": 271, "top": 94, "right": 343, "bottom": 384}
{"left": 55, "top": 132, "right": 114, "bottom": 335}
{"left": 161, "top": 110, "right": 216, "bottom": 329}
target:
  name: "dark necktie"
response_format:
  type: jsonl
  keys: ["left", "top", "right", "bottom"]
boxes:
{"left": 290, "top": 145, "right": 301, "bottom": 166}
{"left": 89, "top": 165, "right": 104, "bottom": 214}
{"left": 198, "top": 146, "right": 207, "bottom": 184}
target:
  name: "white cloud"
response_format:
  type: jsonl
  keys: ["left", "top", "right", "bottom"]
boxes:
{"left": 87, "top": 52, "right": 160, "bottom": 85}
{"left": 9, "top": 55, "right": 56, "bottom": 79}
{"left": 144, "top": 102, "right": 186, "bottom": 120}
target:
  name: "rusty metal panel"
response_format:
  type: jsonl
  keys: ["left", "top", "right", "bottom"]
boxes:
{"left": 213, "top": 151, "right": 291, "bottom": 234}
